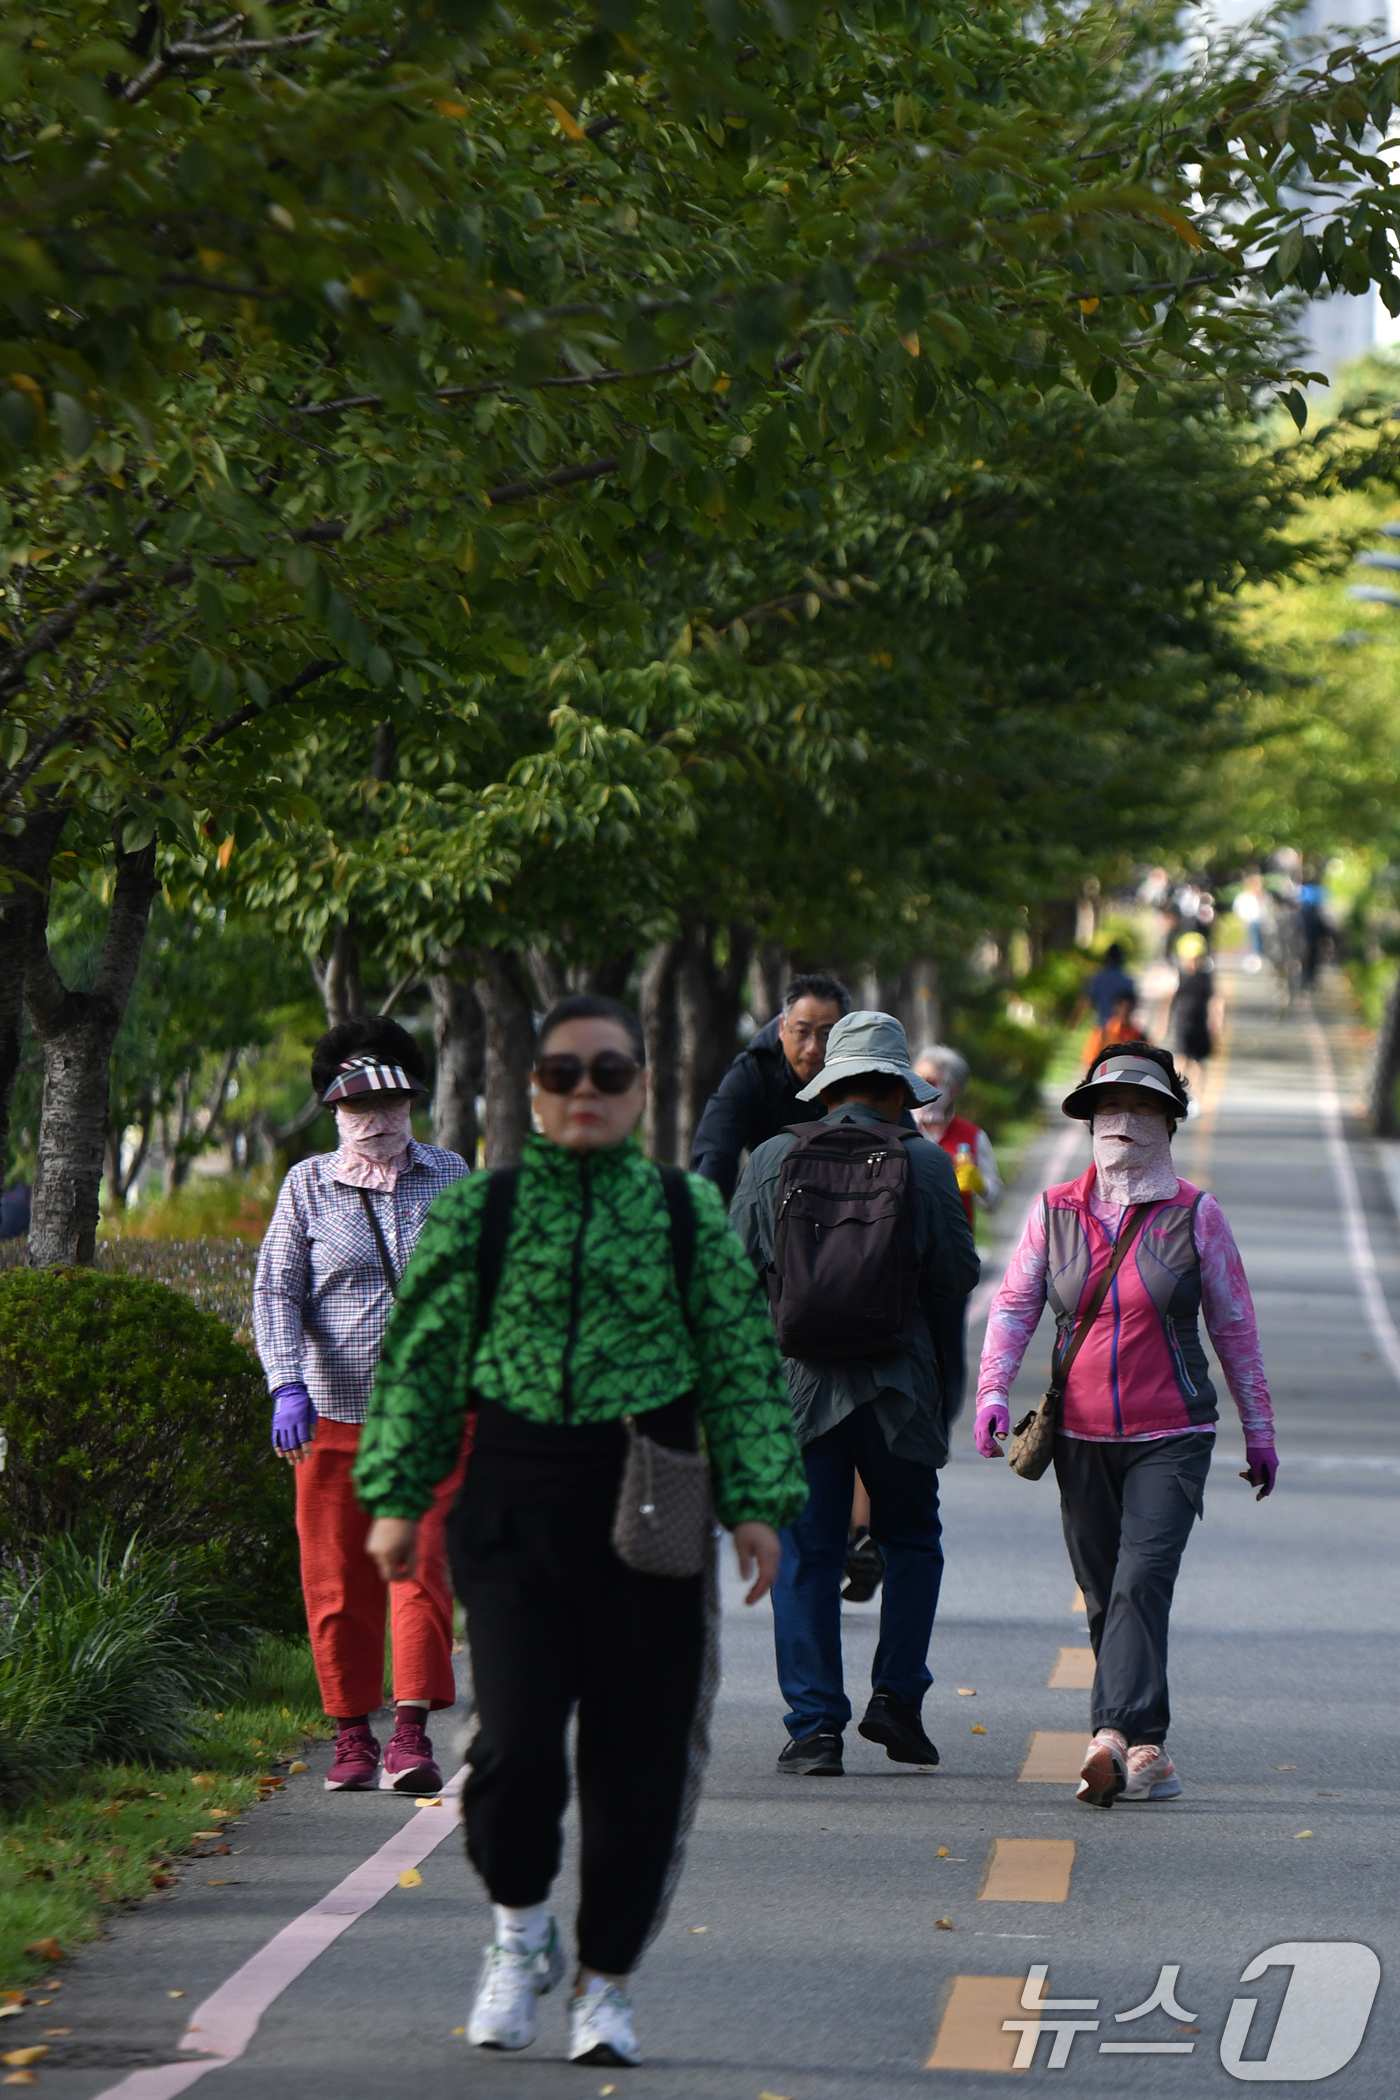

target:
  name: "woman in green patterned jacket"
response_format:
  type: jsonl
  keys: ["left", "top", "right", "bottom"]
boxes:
{"left": 356, "top": 992, "right": 805, "bottom": 2072}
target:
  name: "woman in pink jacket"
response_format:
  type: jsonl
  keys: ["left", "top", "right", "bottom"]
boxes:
{"left": 974, "top": 1042, "right": 1277, "bottom": 1807}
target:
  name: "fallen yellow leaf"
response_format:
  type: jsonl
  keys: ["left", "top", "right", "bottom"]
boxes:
{"left": 414, "top": 1797, "right": 442, "bottom": 1808}
{"left": 167, "top": 1992, "right": 184, "bottom": 1999}
{"left": 193, "top": 1833, "right": 222, "bottom": 1842}
{"left": 451, "top": 2027, "right": 465, "bottom": 2036}
{"left": 4, "top": 2073, "right": 37, "bottom": 2086}
{"left": 758, "top": 2090, "right": 793, "bottom": 2099}
{"left": 398, "top": 1868, "right": 422, "bottom": 1888}
{"left": 22, "top": 1942, "right": 61, "bottom": 1965}
{"left": 935, "top": 1917, "right": 955, "bottom": 1930}
{"left": 2, "top": 2051, "right": 49, "bottom": 2068}
{"left": 1293, "top": 1830, "right": 1314, "bottom": 1840}
{"left": 971, "top": 1724, "right": 987, "bottom": 1734}
{"left": 288, "top": 1762, "right": 310, "bottom": 1775}
{"left": 937, "top": 1846, "right": 950, "bottom": 1857}
{"left": 957, "top": 1688, "right": 976, "bottom": 1696}
{"left": 687, "top": 1926, "right": 708, "bottom": 1934}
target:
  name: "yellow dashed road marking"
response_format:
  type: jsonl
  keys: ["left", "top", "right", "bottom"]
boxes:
{"left": 978, "top": 1838, "right": 1075, "bottom": 1903}
{"left": 926, "top": 1976, "right": 1036, "bottom": 2071}
{"left": 1071, "top": 1585, "right": 1086, "bottom": 1613}
{"left": 1047, "top": 1647, "right": 1095, "bottom": 1690}
{"left": 1019, "top": 1732, "right": 1086, "bottom": 1783}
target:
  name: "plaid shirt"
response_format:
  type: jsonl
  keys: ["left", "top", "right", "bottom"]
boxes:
{"left": 252, "top": 1141, "right": 469, "bottom": 1424}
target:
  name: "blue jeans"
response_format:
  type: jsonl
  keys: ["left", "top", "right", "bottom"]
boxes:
{"left": 772, "top": 1406, "right": 944, "bottom": 1739}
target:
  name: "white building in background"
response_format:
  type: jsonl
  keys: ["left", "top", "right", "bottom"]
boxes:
{"left": 1206, "top": 0, "right": 1400, "bottom": 376}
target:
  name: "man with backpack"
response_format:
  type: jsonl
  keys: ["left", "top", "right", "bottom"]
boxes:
{"left": 730, "top": 1011, "right": 980, "bottom": 1776}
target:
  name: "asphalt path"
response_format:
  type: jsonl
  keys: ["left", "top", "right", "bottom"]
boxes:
{"left": 23, "top": 957, "right": 1400, "bottom": 2098}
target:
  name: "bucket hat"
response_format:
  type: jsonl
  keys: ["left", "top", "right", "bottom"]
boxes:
{"left": 322, "top": 1053, "right": 427, "bottom": 1106}
{"left": 1061, "top": 1047, "right": 1182, "bottom": 1123}
{"left": 795, "top": 1010, "right": 940, "bottom": 1105}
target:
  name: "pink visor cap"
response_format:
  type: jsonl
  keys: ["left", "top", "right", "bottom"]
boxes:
{"left": 1060, "top": 1051, "right": 1181, "bottom": 1122}
{"left": 321, "top": 1054, "right": 427, "bottom": 1106}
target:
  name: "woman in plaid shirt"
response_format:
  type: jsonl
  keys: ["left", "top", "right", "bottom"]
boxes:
{"left": 253, "top": 1016, "right": 468, "bottom": 1794}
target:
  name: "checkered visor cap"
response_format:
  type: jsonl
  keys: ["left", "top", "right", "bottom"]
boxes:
{"left": 321, "top": 1054, "right": 427, "bottom": 1105}
{"left": 1060, "top": 1050, "right": 1181, "bottom": 1122}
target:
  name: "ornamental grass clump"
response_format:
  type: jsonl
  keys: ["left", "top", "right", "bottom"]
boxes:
{"left": 0, "top": 1535, "right": 255, "bottom": 1807}
{"left": 0, "top": 1267, "right": 297, "bottom": 1632}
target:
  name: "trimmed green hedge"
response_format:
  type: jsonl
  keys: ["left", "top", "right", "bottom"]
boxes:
{"left": 0, "top": 1268, "right": 297, "bottom": 1633}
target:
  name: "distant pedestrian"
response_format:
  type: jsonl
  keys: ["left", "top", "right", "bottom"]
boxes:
{"left": 1084, "top": 989, "right": 1139, "bottom": 1065}
{"left": 252, "top": 1018, "right": 468, "bottom": 1797}
{"left": 1232, "top": 871, "right": 1266, "bottom": 975}
{"left": 356, "top": 993, "right": 804, "bottom": 2069}
{"left": 911, "top": 1043, "right": 1004, "bottom": 1410}
{"left": 731, "top": 1012, "right": 979, "bottom": 1778}
{"left": 973, "top": 1042, "right": 1277, "bottom": 1807}
{"left": 1169, "top": 934, "right": 1220, "bottom": 1103}
{"left": 1077, "top": 943, "right": 1137, "bottom": 1027}
{"left": 689, "top": 972, "right": 851, "bottom": 1202}
{"left": 0, "top": 1182, "right": 29, "bottom": 1241}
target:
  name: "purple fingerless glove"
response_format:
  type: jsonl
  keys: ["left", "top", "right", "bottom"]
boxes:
{"left": 975, "top": 1401, "right": 1011, "bottom": 1459}
{"left": 272, "top": 1381, "right": 317, "bottom": 1454}
{"left": 1241, "top": 1439, "right": 1278, "bottom": 1499}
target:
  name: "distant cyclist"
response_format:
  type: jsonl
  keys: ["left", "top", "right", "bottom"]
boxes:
{"left": 973, "top": 1042, "right": 1277, "bottom": 1807}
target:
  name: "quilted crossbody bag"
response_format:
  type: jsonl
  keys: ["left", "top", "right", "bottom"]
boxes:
{"left": 1006, "top": 1202, "right": 1152, "bottom": 1480}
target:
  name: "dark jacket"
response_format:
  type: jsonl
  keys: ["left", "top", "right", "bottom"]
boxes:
{"left": 689, "top": 1016, "right": 825, "bottom": 1203}
{"left": 729, "top": 1103, "right": 980, "bottom": 1466}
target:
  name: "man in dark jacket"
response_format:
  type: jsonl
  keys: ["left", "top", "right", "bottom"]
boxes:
{"left": 689, "top": 972, "right": 851, "bottom": 1203}
{"left": 730, "top": 1011, "right": 980, "bottom": 1779}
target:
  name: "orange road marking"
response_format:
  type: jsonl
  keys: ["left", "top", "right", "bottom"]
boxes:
{"left": 1047, "top": 1647, "right": 1095, "bottom": 1690}
{"left": 978, "top": 1838, "right": 1075, "bottom": 1903}
{"left": 1018, "top": 1733, "right": 1086, "bottom": 1783}
{"left": 926, "top": 1976, "right": 1036, "bottom": 2072}
{"left": 1071, "top": 1586, "right": 1086, "bottom": 1613}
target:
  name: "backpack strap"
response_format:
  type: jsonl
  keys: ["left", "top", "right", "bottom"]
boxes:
{"left": 475, "top": 1166, "right": 520, "bottom": 1334}
{"left": 657, "top": 1164, "right": 696, "bottom": 1327}
{"left": 357, "top": 1187, "right": 399, "bottom": 1298}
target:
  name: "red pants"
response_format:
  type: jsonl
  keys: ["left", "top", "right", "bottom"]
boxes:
{"left": 294, "top": 1417, "right": 468, "bottom": 1719}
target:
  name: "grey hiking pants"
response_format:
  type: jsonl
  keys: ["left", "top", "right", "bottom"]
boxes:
{"left": 1053, "top": 1431, "right": 1213, "bottom": 1748}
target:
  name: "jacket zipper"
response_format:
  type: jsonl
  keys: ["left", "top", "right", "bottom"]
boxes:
{"left": 561, "top": 1156, "right": 592, "bottom": 1420}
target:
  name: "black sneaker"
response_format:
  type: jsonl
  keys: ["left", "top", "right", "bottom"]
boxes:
{"left": 777, "top": 1729, "right": 844, "bottom": 1776}
{"left": 858, "top": 1692, "right": 940, "bottom": 1767}
{"left": 841, "top": 1529, "right": 885, "bottom": 1604}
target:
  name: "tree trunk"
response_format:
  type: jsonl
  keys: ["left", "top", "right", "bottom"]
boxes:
{"left": 318, "top": 920, "right": 364, "bottom": 1027}
{"left": 24, "top": 839, "right": 159, "bottom": 1265}
{"left": 677, "top": 920, "right": 754, "bottom": 1166}
{"left": 640, "top": 937, "right": 683, "bottom": 1162}
{"left": 751, "top": 940, "right": 788, "bottom": 1029}
{"left": 473, "top": 949, "right": 536, "bottom": 1167}
{"left": 429, "top": 970, "right": 485, "bottom": 1164}
{"left": 1371, "top": 969, "right": 1400, "bottom": 1136}
{"left": 579, "top": 953, "right": 636, "bottom": 999}
{"left": 0, "top": 807, "right": 66, "bottom": 1181}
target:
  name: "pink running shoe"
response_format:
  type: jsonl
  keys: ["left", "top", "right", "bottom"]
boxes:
{"left": 1076, "top": 1728, "right": 1127, "bottom": 1807}
{"left": 380, "top": 1715, "right": 442, "bottom": 1793}
{"left": 325, "top": 1722, "right": 380, "bottom": 1792}
{"left": 1122, "top": 1744, "right": 1182, "bottom": 1801}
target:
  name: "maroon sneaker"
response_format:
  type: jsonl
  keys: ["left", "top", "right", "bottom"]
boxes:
{"left": 379, "top": 1715, "right": 442, "bottom": 1794}
{"left": 324, "top": 1723, "right": 380, "bottom": 1792}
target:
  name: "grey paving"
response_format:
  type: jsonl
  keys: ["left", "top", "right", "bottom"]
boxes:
{"left": 25, "top": 959, "right": 1400, "bottom": 2096}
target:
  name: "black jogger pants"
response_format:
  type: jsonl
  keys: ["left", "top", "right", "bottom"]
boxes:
{"left": 447, "top": 1401, "right": 705, "bottom": 1977}
{"left": 1053, "top": 1430, "right": 1213, "bottom": 1748}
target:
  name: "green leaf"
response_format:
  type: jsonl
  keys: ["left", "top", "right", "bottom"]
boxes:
{"left": 53, "top": 393, "right": 94, "bottom": 459}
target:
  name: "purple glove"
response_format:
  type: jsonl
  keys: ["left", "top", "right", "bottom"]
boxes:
{"left": 975, "top": 1401, "right": 1010, "bottom": 1459}
{"left": 1241, "top": 1440, "right": 1278, "bottom": 1500}
{"left": 272, "top": 1382, "right": 317, "bottom": 1454}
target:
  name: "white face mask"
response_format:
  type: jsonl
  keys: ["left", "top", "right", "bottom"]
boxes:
{"left": 1091, "top": 1108, "right": 1178, "bottom": 1204}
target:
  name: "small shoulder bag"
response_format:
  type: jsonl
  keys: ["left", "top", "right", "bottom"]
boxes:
{"left": 1006, "top": 1201, "right": 1152, "bottom": 1480}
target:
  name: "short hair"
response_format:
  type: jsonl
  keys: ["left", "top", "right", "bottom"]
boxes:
{"left": 1084, "top": 1038, "right": 1190, "bottom": 1123}
{"left": 1103, "top": 942, "right": 1125, "bottom": 966}
{"left": 915, "top": 1044, "right": 968, "bottom": 1095}
{"left": 820, "top": 1070, "right": 908, "bottom": 1107}
{"left": 311, "top": 1016, "right": 427, "bottom": 1102}
{"left": 782, "top": 972, "right": 852, "bottom": 1016}
{"left": 538, "top": 992, "right": 645, "bottom": 1065}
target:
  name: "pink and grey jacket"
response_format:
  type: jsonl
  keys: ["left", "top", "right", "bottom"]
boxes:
{"left": 977, "top": 1164, "right": 1274, "bottom": 1443}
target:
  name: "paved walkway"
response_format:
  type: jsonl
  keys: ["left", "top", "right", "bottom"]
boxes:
{"left": 29, "top": 959, "right": 1400, "bottom": 2097}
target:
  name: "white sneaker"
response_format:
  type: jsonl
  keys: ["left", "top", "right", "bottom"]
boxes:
{"left": 1076, "top": 1728, "right": 1127, "bottom": 1806}
{"left": 1122, "top": 1744, "right": 1182, "bottom": 1801}
{"left": 467, "top": 1920, "right": 565, "bottom": 2050}
{"left": 568, "top": 1979, "right": 641, "bottom": 2067}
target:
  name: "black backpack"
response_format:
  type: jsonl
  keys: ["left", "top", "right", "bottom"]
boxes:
{"left": 765, "top": 1121, "right": 921, "bottom": 1362}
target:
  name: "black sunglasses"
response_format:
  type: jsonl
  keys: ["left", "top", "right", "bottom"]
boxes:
{"left": 534, "top": 1051, "right": 643, "bottom": 1096}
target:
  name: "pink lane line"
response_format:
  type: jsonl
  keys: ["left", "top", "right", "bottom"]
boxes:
{"left": 92, "top": 1770, "right": 466, "bottom": 2100}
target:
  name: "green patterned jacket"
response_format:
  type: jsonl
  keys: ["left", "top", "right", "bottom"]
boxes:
{"left": 354, "top": 1132, "right": 807, "bottom": 1531}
